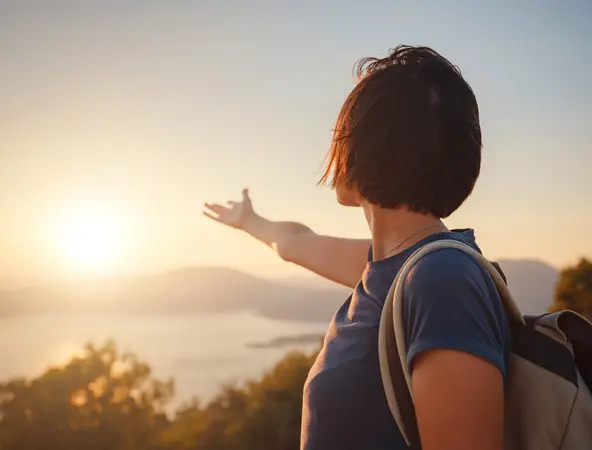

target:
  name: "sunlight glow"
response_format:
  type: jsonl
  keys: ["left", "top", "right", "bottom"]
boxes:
{"left": 55, "top": 206, "right": 124, "bottom": 273}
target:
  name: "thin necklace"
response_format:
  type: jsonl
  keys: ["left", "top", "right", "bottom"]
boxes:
{"left": 381, "top": 223, "right": 445, "bottom": 259}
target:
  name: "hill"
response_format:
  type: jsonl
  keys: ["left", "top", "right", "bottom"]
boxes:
{"left": 0, "top": 259, "right": 558, "bottom": 321}
{"left": 496, "top": 259, "right": 559, "bottom": 315}
{"left": 0, "top": 267, "right": 348, "bottom": 322}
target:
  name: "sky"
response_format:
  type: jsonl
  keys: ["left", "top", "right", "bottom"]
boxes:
{"left": 0, "top": 0, "right": 591, "bottom": 284}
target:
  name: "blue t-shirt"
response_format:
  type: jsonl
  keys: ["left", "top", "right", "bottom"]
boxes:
{"left": 300, "top": 229, "right": 511, "bottom": 450}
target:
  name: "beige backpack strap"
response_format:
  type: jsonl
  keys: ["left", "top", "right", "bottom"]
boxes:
{"left": 378, "top": 239, "right": 524, "bottom": 447}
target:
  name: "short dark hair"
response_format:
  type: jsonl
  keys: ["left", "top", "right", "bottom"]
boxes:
{"left": 320, "top": 45, "right": 481, "bottom": 218}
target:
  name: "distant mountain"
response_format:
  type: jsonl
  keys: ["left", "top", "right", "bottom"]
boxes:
{"left": 0, "top": 260, "right": 558, "bottom": 321}
{"left": 0, "top": 277, "right": 28, "bottom": 291}
{"left": 496, "top": 259, "right": 559, "bottom": 315}
{"left": 246, "top": 333, "right": 325, "bottom": 349}
{"left": 0, "top": 267, "right": 349, "bottom": 322}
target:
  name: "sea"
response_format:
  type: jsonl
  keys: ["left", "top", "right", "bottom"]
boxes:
{"left": 0, "top": 311, "right": 328, "bottom": 410}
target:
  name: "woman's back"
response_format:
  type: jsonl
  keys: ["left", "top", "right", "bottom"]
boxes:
{"left": 302, "top": 230, "right": 511, "bottom": 449}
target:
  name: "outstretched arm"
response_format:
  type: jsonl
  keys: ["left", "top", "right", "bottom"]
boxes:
{"left": 203, "top": 189, "right": 369, "bottom": 288}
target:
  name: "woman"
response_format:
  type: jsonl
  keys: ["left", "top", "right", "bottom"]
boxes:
{"left": 204, "top": 45, "right": 508, "bottom": 450}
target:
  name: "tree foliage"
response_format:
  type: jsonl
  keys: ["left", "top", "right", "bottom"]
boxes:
{"left": 0, "top": 341, "right": 173, "bottom": 450}
{"left": 0, "top": 341, "right": 317, "bottom": 450}
{"left": 158, "top": 350, "right": 317, "bottom": 450}
{"left": 549, "top": 258, "right": 592, "bottom": 321}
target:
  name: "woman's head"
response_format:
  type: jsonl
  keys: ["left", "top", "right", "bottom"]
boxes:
{"left": 320, "top": 45, "right": 481, "bottom": 219}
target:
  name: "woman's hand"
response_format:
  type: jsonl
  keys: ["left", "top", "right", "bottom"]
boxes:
{"left": 203, "top": 188, "right": 254, "bottom": 230}
{"left": 202, "top": 188, "right": 369, "bottom": 288}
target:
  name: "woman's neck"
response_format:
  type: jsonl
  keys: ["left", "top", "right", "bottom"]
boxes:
{"left": 363, "top": 204, "right": 449, "bottom": 261}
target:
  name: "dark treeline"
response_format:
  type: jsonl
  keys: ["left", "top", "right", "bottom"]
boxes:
{"left": 0, "top": 340, "right": 317, "bottom": 450}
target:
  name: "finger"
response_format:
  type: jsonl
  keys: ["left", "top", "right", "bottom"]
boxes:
{"left": 203, "top": 203, "right": 228, "bottom": 215}
{"left": 203, "top": 203, "right": 217, "bottom": 214}
{"left": 242, "top": 188, "right": 250, "bottom": 200}
{"left": 202, "top": 211, "right": 222, "bottom": 222}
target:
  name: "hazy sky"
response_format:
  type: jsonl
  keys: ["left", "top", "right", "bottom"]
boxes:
{"left": 1, "top": 0, "right": 591, "bottom": 283}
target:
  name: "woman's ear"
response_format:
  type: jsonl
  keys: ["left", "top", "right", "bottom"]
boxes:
{"left": 336, "top": 183, "right": 361, "bottom": 207}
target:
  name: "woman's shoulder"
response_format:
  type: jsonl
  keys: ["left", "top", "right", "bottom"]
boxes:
{"left": 405, "top": 239, "right": 489, "bottom": 289}
{"left": 402, "top": 237, "right": 511, "bottom": 377}
{"left": 402, "top": 236, "right": 510, "bottom": 337}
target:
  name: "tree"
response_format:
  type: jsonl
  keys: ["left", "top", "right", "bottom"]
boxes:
{"left": 0, "top": 341, "right": 173, "bottom": 450}
{"left": 157, "top": 349, "right": 318, "bottom": 450}
{"left": 0, "top": 340, "right": 319, "bottom": 450}
{"left": 549, "top": 258, "right": 592, "bottom": 321}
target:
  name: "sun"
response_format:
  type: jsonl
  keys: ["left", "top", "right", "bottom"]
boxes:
{"left": 55, "top": 206, "right": 124, "bottom": 273}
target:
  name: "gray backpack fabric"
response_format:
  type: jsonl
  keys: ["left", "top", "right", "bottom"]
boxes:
{"left": 378, "top": 239, "right": 592, "bottom": 450}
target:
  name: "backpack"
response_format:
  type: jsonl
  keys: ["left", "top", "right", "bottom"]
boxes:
{"left": 378, "top": 239, "right": 592, "bottom": 450}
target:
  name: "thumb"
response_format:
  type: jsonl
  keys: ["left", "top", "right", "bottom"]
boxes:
{"left": 242, "top": 188, "right": 250, "bottom": 201}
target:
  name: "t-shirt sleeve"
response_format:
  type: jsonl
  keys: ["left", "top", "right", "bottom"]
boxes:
{"left": 403, "top": 248, "right": 509, "bottom": 377}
